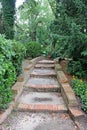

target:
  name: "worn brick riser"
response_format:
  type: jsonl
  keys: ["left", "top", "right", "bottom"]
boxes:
{"left": 16, "top": 104, "right": 67, "bottom": 113}
{"left": 24, "top": 87, "right": 60, "bottom": 92}
{"left": 30, "top": 73, "right": 57, "bottom": 77}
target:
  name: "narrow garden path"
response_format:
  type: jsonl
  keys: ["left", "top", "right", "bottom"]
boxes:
{"left": 1, "top": 58, "right": 87, "bottom": 130}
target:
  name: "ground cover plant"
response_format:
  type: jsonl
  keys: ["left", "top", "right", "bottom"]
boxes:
{"left": 72, "top": 77, "right": 87, "bottom": 113}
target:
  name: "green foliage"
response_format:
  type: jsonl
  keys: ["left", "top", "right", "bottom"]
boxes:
{"left": 0, "top": 35, "right": 15, "bottom": 59}
{"left": 49, "top": 0, "right": 87, "bottom": 79}
{"left": 25, "top": 41, "right": 42, "bottom": 58}
{"left": 1, "top": 0, "right": 16, "bottom": 39}
{"left": 15, "top": 0, "right": 54, "bottom": 44}
{"left": 45, "top": 43, "right": 58, "bottom": 58}
{"left": 12, "top": 41, "right": 26, "bottom": 75}
{"left": 67, "top": 60, "right": 87, "bottom": 79}
{"left": 0, "top": 35, "right": 16, "bottom": 109}
{"left": 72, "top": 77, "right": 87, "bottom": 113}
{"left": 0, "top": 35, "right": 26, "bottom": 109}
{"left": 0, "top": 60, "right": 16, "bottom": 109}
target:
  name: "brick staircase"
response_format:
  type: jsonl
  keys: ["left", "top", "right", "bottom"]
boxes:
{"left": 16, "top": 59, "right": 67, "bottom": 113}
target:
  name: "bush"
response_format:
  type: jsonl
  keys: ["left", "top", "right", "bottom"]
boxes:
{"left": 12, "top": 41, "right": 26, "bottom": 76}
{"left": 0, "top": 35, "right": 26, "bottom": 109}
{"left": 72, "top": 77, "right": 87, "bottom": 113}
{"left": 0, "top": 55, "right": 16, "bottom": 109}
{"left": 0, "top": 35, "right": 15, "bottom": 60}
{"left": 67, "top": 60, "right": 87, "bottom": 79}
{"left": 67, "top": 61, "right": 82, "bottom": 77}
{"left": 25, "top": 41, "right": 42, "bottom": 58}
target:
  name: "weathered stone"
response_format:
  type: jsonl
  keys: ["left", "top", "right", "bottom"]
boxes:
{"left": 24, "top": 64, "right": 33, "bottom": 71}
{"left": 12, "top": 82, "right": 23, "bottom": 95}
{"left": 17, "top": 74, "right": 24, "bottom": 82}
{"left": 55, "top": 64, "right": 62, "bottom": 71}
{"left": 35, "top": 64, "right": 55, "bottom": 68}
{"left": 38, "top": 60, "right": 54, "bottom": 64}
{"left": 57, "top": 71, "right": 68, "bottom": 83}
{"left": 69, "top": 107, "right": 85, "bottom": 120}
{"left": 61, "top": 83, "right": 74, "bottom": 93}
{"left": 61, "top": 88, "right": 78, "bottom": 107}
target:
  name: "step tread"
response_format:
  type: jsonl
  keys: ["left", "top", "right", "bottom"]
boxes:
{"left": 25, "top": 84, "right": 59, "bottom": 89}
{"left": 17, "top": 92, "right": 65, "bottom": 106}
{"left": 26, "top": 77, "right": 58, "bottom": 85}
{"left": 30, "top": 69, "right": 56, "bottom": 76}
{"left": 38, "top": 60, "right": 54, "bottom": 64}
{"left": 35, "top": 64, "right": 55, "bottom": 68}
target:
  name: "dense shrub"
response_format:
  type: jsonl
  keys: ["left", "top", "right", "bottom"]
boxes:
{"left": 72, "top": 77, "right": 87, "bottom": 113}
{"left": 67, "top": 60, "right": 87, "bottom": 79}
{"left": 0, "top": 35, "right": 15, "bottom": 59}
{"left": 12, "top": 41, "right": 26, "bottom": 75}
{"left": 0, "top": 58, "right": 16, "bottom": 109}
{"left": 0, "top": 35, "right": 26, "bottom": 109}
{"left": 25, "top": 41, "right": 42, "bottom": 58}
{"left": 49, "top": 0, "right": 87, "bottom": 79}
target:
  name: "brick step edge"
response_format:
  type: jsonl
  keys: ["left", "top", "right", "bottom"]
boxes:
{"left": 69, "top": 107, "right": 85, "bottom": 121}
{"left": 61, "top": 83, "right": 78, "bottom": 107}
{"left": 24, "top": 56, "right": 44, "bottom": 70}
{"left": 24, "top": 87, "right": 60, "bottom": 92}
{"left": 55, "top": 64, "right": 62, "bottom": 71}
{"left": 37, "top": 61, "right": 55, "bottom": 64}
{"left": 57, "top": 71, "right": 68, "bottom": 83}
{"left": 35, "top": 64, "right": 55, "bottom": 68}
{"left": 30, "top": 73, "right": 57, "bottom": 77}
{"left": 16, "top": 103, "right": 67, "bottom": 113}
{"left": 56, "top": 66, "right": 85, "bottom": 120}
{"left": 56, "top": 69, "right": 78, "bottom": 107}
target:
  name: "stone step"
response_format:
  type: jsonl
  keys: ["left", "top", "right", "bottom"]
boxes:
{"left": 57, "top": 71, "right": 68, "bottom": 83}
{"left": 30, "top": 69, "right": 56, "bottom": 77}
{"left": 26, "top": 77, "right": 58, "bottom": 85}
{"left": 24, "top": 84, "right": 60, "bottom": 92}
{"left": 24, "top": 77, "right": 60, "bottom": 92}
{"left": 38, "top": 60, "right": 54, "bottom": 64}
{"left": 35, "top": 64, "right": 55, "bottom": 68}
{"left": 16, "top": 92, "right": 67, "bottom": 113}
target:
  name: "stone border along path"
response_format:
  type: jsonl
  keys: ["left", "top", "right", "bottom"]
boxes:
{"left": 0, "top": 57, "right": 86, "bottom": 130}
